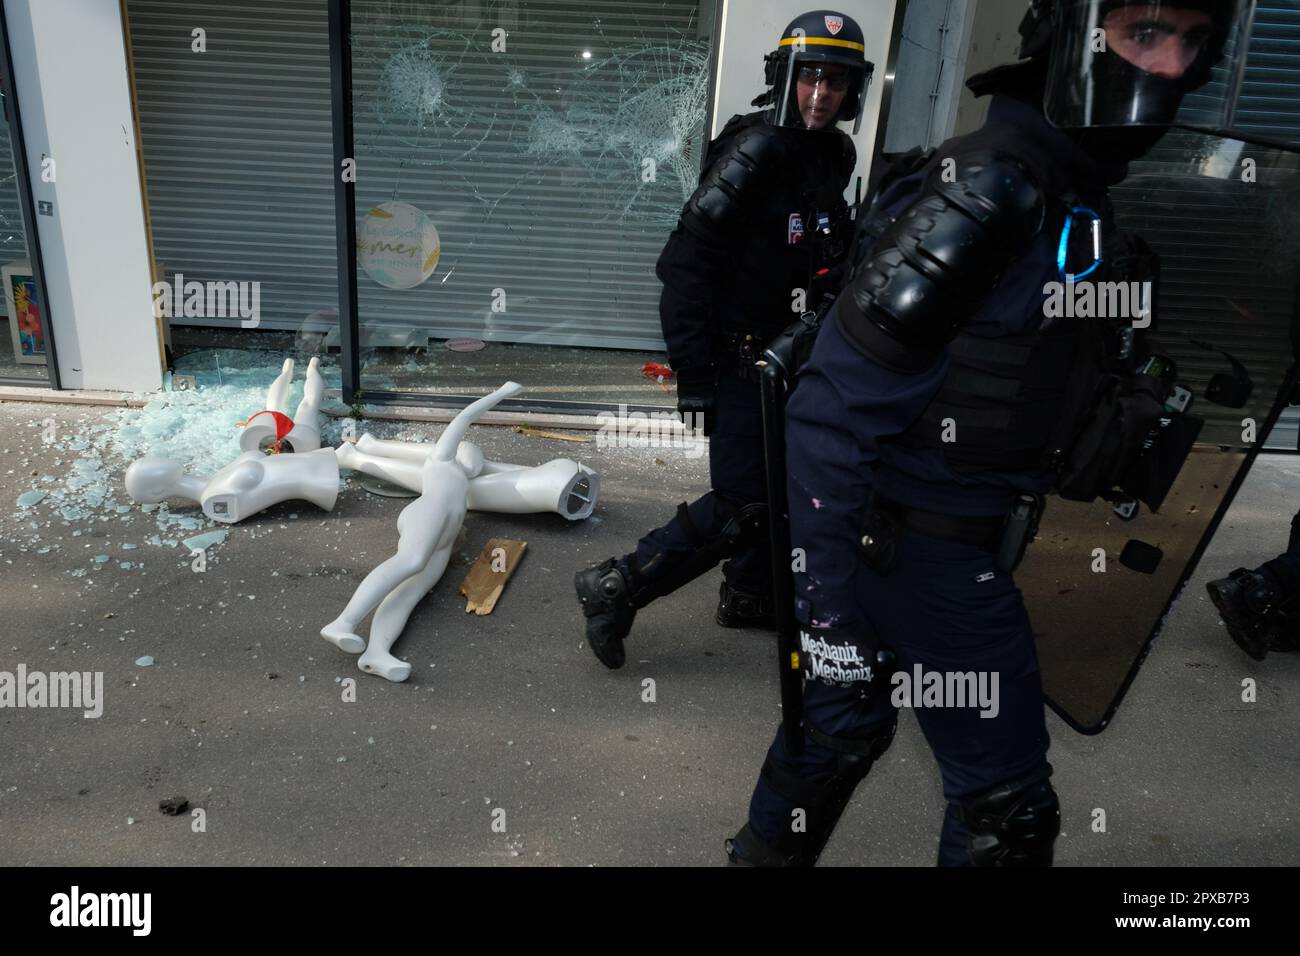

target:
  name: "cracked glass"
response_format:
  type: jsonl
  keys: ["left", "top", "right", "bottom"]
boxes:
{"left": 349, "top": 0, "right": 717, "bottom": 407}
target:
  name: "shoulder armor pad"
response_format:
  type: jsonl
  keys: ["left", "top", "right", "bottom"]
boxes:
{"left": 838, "top": 151, "right": 1046, "bottom": 373}
{"left": 683, "top": 125, "right": 792, "bottom": 242}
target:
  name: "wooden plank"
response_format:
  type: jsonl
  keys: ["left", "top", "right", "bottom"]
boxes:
{"left": 458, "top": 537, "right": 527, "bottom": 616}
{"left": 0, "top": 387, "right": 148, "bottom": 408}
{"left": 511, "top": 425, "right": 592, "bottom": 443}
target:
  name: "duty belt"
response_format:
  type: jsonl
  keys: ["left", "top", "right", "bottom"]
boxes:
{"left": 874, "top": 494, "right": 1006, "bottom": 553}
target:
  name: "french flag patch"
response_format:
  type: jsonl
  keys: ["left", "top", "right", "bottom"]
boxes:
{"left": 788, "top": 212, "right": 804, "bottom": 244}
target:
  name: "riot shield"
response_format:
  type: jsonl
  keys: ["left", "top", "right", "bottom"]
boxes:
{"left": 1031, "top": 126, "right": 1300, "bottom": 732}
{"left": 1172, "top": 0, "right": 1300, "bottom": 152}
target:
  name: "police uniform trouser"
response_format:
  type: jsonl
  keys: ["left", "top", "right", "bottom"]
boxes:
{"left": 621, "top": 371, "right": 771, "bottom": 602}
{"left": 1260, "top": 508, "right": 1300, "bottom": 594}
{"left": 746, "top": 528, "right": 1053, "bottom": 865}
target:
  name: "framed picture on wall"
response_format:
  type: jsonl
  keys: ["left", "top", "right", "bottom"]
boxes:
{"left": 3, "top": 258, "right": 45, "bottom": 365}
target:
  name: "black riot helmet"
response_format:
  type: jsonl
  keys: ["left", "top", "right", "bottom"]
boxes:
{"left": 753, "top": 10, "right": 875, "bottom": 133}
{"left": 1039, "top": 0, "right": 1248, "bottom": 129}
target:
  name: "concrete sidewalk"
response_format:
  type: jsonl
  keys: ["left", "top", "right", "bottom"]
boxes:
{"left": 0, "top": 399, "right": 1295, "bottom": 866}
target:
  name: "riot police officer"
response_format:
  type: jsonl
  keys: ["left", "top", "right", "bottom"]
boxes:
{"left": 1207, "top": 511, "right": 1300, "bottom": 660}
{"left": 1206, "top": 277, "right": 1300, "bottom": 661}
{"left": 574, "top": 11, "right": 872, "bottom": 669}
{"left": 726, "top": 0, "right": 1243, "bottom": 866}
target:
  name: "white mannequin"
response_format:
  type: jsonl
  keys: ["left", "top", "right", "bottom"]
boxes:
{"left": 321, "top": 382, "right": 524, "bottom": 682}
{"left": 125, "top": 448, "right": 339, "bottom": 523}
{"left": 335, "top": 435, "right": 599, "bottom": 521}
{"left": 124, "top": 356, "right": 338, "bottom": 522}
{"left": 239, "top": 356, "right": 324, "bottom": 453}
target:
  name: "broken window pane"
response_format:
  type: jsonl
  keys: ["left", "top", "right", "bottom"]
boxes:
{"left": 351, "top": 0, "right": 716, "bottom": 405}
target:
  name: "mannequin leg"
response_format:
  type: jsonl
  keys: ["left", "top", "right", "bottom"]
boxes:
{"left": 266, "top": 358, "right": 295, "bottom": 415}
{"left": 355, "top": 434, "right": 433, "bottom": 463}
{"left": 321, "top": 510, "right": 438, "bottom": 653}
{"left": 359, "top": 544, "right": 453, "bottom": 682}
{"left": 335, "top": 443, "right": 424, "bottom": 494}
{"left": 292, "top": 356, "right": 324, "bottom": 422}
{"left": 284, "top": 356, "right": 325, "bottom": 451}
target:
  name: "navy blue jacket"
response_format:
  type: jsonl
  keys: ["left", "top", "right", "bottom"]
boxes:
{"left": 785, "top": 94, "right": 1128, "bottom": 629}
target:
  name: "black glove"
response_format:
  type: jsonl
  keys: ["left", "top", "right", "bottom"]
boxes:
{"left": 673, "top": 364, "right": 717, "bottom": 436}
{"left": 763, "top": 310, "right": 825, "bottom": 381}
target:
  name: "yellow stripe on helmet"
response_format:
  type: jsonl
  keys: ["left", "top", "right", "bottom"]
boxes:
{"left": 779, "top": 36, "right": 865, "bottom": 52}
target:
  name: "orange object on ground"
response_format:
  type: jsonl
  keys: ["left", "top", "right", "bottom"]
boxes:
{"left": 642, "top": 362, "right": 674, "bottom": 390}
{"left": 236, "top": 409, "right": 295, "bottom": 453}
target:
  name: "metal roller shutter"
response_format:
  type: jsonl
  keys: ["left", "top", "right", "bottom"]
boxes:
{"left": 0, "top": 121, "right": 28, "bottom": 266}
{"left": 127, "top": 0, "right": 715, "bottom": 352}
{"left": 126, "top": 0, "right": 339, "bottom": 334}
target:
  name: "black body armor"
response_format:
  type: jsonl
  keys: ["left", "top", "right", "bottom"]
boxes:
{"left": 842, "top": 123, "right": 1198, "bottom": 510}
{"left": 658, "top": 111, "right": 855, "bottom": 375}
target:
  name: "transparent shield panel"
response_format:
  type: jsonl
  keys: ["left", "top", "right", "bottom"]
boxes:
{"left": 1031, "top": 129, "right": 1300, "bottom": 731}
{"left": 1176, "top": 0, "right": 1300, "bottom": 150}
{"left": 0, "top": 80, "right": 50, "bottom": 384}
{"left": 349, "top": 0, "right": 716, "bottom": 406}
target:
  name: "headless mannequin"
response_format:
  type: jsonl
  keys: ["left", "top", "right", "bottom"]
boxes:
{"left": 320, "top": 382, "right": 525, "bottom": 682}
{"left": 335, "top": 433, "right": 599, "bottom": 521}
{"left": 239, "top": 357, "right": 325, "bottom": 453}
{"left": 124, "top": 356, "right": 338, "bottom": 522}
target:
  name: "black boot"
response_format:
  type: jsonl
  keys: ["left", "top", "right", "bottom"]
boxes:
{"left": 716, "top": 580, "right": 775, "bottom": 630}
{"left": 1206, "top": 568, "right": 1281, "bottom": 661}
{"left": 725, "top": 824, "right": 800, "bottom": 867}
{"left": 574, "top": 558, "right": 635, "bottom": 669}
{"left": 1268, "top": 591, "right": 1300, "bottom": 653}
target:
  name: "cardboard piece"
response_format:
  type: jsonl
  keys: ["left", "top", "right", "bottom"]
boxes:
{"left": 458, "top": 537, "right": 527, "bottom": 615}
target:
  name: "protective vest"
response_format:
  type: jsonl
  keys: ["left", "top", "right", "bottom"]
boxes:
{"left": 700, "top": 112, "right": 855, "bottom": 339}
{"left": 875, "top": 139, "right": 1194, "bottom": 509}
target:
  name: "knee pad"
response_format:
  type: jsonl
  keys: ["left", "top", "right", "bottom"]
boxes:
{"left": 722, "top": 499, "right": 769, "bottom": 549}
{"left": 958, "top": 766, "right": 1060, "bottom": 867}
{"left": 753, "top": 718, "right": 897, "bottom": 866}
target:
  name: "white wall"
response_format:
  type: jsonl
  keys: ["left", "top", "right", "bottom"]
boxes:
{"left": 4, "top": 0, "right": 160, "bottom": 392}
{"left": 712, "top": 0, "right": 898, "bottom": 195}
{"left": 883, "top": 0, "right": 977, "bottom": 151}
{"left": 952, "top": 0, "right": 1024, "bottom": 136}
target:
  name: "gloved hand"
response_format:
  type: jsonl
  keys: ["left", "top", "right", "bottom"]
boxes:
{"left": 763, "top": 311, "right": 824, "bottom": 381}
{"left": 673, "top": 365, "right": 717, "bottom": 436}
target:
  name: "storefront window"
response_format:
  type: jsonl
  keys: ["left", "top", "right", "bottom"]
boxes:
{"left": 0, "top": 84, "right": 49, "bottom": 384}
{"left": 348, "top": 0, "right": 716, "bottom": 407}
{"left": 127, "top": 0, "right": 343, "bottom": 396}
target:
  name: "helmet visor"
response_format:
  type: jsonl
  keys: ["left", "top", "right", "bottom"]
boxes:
{"left": 1044, "top": 0, "right": 1253, "bottom": 132}
{"left": 774, "top": 46, "right": 872, "bottom": 134}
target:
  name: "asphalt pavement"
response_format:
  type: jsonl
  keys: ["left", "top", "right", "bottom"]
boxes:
{"left": 0, "top": 399, "right": 1295, "bottom": 865}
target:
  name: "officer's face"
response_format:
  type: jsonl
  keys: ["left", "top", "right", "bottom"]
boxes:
{"left": 1103, "top": 5, "right": 1214, "bottom": 79}
{"left": 796, "top": 64, "right": 850, "bottom": 129}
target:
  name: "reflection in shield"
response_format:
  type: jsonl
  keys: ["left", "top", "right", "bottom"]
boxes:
{"left": 1030, "top": 448, "right": 1248, "bottom": 731}
{"left": 1034, "top": 129, "right": 1300, "bottom": 732}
